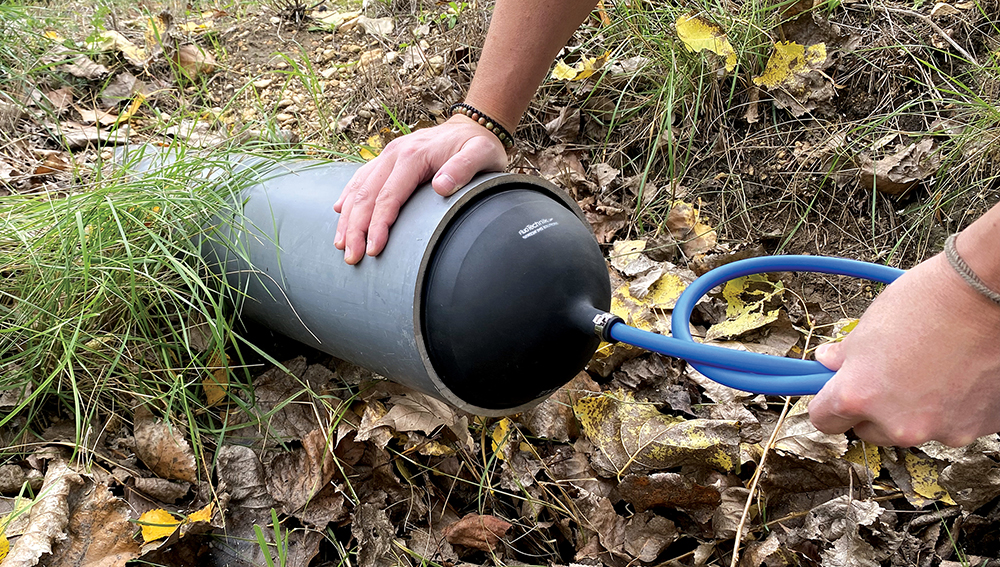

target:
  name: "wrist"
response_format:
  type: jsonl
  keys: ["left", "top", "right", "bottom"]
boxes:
{"left": 954, "top": 207, "right": 1000, "bottom": 293}
{"left": 448, "top": 103, "right": 516, "bottom": 149}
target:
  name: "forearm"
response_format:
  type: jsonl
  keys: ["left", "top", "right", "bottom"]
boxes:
{"left": 464, "top": 0, "right": 599, "bottom": 131}
{"left": 955, "top": 202, "right": 1000, "bottom": 293}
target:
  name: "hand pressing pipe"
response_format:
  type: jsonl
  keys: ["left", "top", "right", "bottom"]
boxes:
{"left": 333, "top": 0, "right": 600, "bottom": 265}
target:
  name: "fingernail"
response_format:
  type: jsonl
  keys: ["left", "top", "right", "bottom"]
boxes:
{"left": 345, "top": 246, "right": 354, "bottom": 263}
{"left": 434, "top": 171, "right": 458, "bottom": 195}
{"left": 815, "top": 343, "right": 831, "bottom": 358}
{"left": 366, "top": 239, "right": 375, "bottom": 256}
{"left": 334, "top": 231, "right": 343, "bottom": 247}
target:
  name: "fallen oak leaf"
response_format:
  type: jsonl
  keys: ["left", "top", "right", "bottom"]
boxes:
{"left": 442, "top": 514, "right": 512, "bottom": 552}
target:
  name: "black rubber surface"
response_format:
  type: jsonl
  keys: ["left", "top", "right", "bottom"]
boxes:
{"left": 422, "top": 188, "right": 610, "bottom": 411}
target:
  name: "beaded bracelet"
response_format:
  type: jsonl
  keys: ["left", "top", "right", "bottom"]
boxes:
{"left": 944, "top": 233, "right": 1000, "bottom": 307}
{"left": 449, "top": 103, "right": 515, "bottom": 149}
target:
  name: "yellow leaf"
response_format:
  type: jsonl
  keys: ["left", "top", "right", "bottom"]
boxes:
{"left": 203, "top": 350, "right": 229, "bottom": 406}
{"left": 145, "top": 15, "right": 170, "bottom": 48}
{"left": 359, "top": 134, "right": 383, "bottom": 161}
{"left": 675, "top": 13, "right": 737, "bottom": 73}
{"left": 610, "top": 240, "right": 646, "bottom": 270}
{"left": 904, "top": 452, "right": 956, "bottom": 505}
{"left": 551, "top": 60, "right": 579, "bottom": 80}
{"left": 177, "top": 20, "right": 215, "bottom": 33}
{"left": 574, "top": 390, "right": 740, "bottom": 475}
{"left": 844, "top": 441, "right": 881, "bottom": 477}
{"left": 551, "top": 51, "right": 611, "bottom": 81}
{"left": 187, "top": 502, "right": 213, "bottom": 524}
{"left": 574, "top": 51, "right": 611, "bottom": 80}
{"left": 0, "top": 533, "right": 7, "bottom": 561}
{"left": 752, "top": 41, "right": 828, "bottom": 89}
{"left": 138, "top": 508, "right": 182, "bottom": 542}
{"left": 44, "top": 30, "right": 64, "bottom": 41}
{"left": 491, "top": 418, "right": 513, "bottom": 461}
{"left": 115, "top": 93, "right": 146, "bottom": 125}
{"left": 418, "top": 440, "right": 456, "bottom": 457}
{"left": 706, "top": 275, "right": 784, "bottom": 340}
{"left": 93, "top": 30, "right": 148, "bottom": 66}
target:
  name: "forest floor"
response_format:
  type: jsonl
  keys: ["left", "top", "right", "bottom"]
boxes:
{"left": 1, "top": 0, "right": 1000, "bottom": 566}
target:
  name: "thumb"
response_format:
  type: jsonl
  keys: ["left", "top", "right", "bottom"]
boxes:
{"left": 815, "top": 341, "right": 846, "bottom": 370}
{"left": 432, "top": 135, "right": 506, "bottom": 197}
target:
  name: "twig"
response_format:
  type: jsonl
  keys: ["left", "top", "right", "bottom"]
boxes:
{"left": 730, "top": 396, "right": 792, "bottom": 567}
{"left": 884, "top": 7, "right": 981, "bottom": 67}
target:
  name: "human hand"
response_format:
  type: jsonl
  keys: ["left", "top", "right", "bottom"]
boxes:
{"left": 333, "top": 114, "right": 508, "bottom": 264}
{"left": 808, "top": 253, "right": 1000, "bottom": 447}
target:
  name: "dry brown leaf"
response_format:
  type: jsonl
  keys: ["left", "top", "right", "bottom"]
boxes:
{"left": 33, "top": 153, "right": 72, "bottom": 176}
{"left": 352, "top": 503, "right": 395, "bottom": 567}
{"left": 665, "top": 202, "right": 717, "bottom": 257}
{"left": 859, "top": 138, "right": 941, "bottom": 195}
{"left": 3, "top": 461, "right": 83, "bottom": 567}
{"left": 713, "top": 486, "right": 751, "bottom": 540}
{"left": 52, "top": 121, "right": 132, "bottom": 150}
{"left": 43, "top": 87, "right": 74, "bottom": 113}
{"left": 442, "top": 514, "right": 512, "bottom": 552}
{"left": 922, "top": 438, "right": 1000, "bottom": 510}
{"left": 61, "top": 53, "right": 110, "bottom": 80}
{"left": 131, "top": 477, "right": 191, "bottom": 504}
{"left": 174, "top": 44, "right": 216, "bottom": 80}
{"left": 100, "top": 72, "right": 141, "bottom": 108}
{"left": 624, "top": 511, "right": 677, "bottom": 562}
{"left": 617, "top": 472, "right": 723, "bottom": 513}
{"left": 586, "top": 208, "right": 629, "bottom": 244}
{"left": 133, "top": 405, "right": 198, "bottom": 483}
{"left": 375, "top": 391, "right": 451, "bottom": 435}
{"left": 265, "top": 428, "right": 338, "bottom": 514}
{"left": 211, "top": 445, "right": 280, "bottom": 566}
{"left": 544, "top": 106, "right": 581, "bottom": 143}
{"left": 775, "top": 399, "right": 847, "bottom": 461}
{"left": 518, "top": 371, "right": 600, "bottom": 442}
{"left": 229, "top": 357, "right": 338, "bottom": 444}
{"left": 0, "top": 465, "right": 43, "bottom": 494}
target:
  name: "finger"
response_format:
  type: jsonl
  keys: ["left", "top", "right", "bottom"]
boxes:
{"left": 365, "top": 166, "right": 424, "bottom": 257}
{"left": 343, "top": 165, "right": 394, "bottom": 265}
{"left": 849, "top": 421, "right": 896, "bottom": 448}
{"left": 815, "top": 341, "right": 846, "bottom": 370}
{"left": 335, "top": 162, "right": 374, "bottom": 214}
{"left": 808, "top": 377, "right": 864, "bottom": 435}
{"left": 432, "top": 135, "right": 507, "bottom": 197}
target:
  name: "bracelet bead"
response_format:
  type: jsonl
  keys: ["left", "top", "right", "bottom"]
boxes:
{"left": 449, "top": 103, "right": 515, "bottom": 149}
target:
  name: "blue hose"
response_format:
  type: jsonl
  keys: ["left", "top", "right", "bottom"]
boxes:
{"left": 607, "top": 256, "right": 905, "bottom": 395}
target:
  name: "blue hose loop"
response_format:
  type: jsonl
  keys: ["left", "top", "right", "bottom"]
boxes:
{"left": 607, "top": 255, "right": 905, "bottom": 395}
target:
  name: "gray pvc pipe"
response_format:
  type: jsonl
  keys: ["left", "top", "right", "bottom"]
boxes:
{"left": 122, "top": 147, "right": 588, "bottom": 415}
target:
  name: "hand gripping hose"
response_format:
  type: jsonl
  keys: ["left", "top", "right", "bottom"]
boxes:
{"left": 604, "top": 256, "right": 905, "bottom": 395}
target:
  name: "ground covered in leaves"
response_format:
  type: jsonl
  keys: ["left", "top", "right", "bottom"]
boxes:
{"left": 2, "top": 0, "right": 1000, "bottom": 565}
